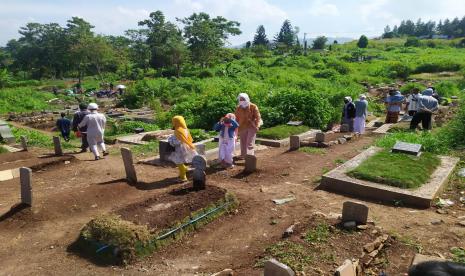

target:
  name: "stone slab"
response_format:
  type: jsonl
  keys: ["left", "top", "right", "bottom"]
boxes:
{"left": 2, "top": 145, "right": 22, "bottom": 153}
{"left": 342, "top": 201, "right": 369, "bottom": 224}
{"left": 256, "top": 130, "right": 319, "bottom": 148}
{"left": 287, "top": 121, "right": 303, "bottom": 126}
{"left": 392, "top": 141, "right": 422, "bottom": 156}
{"left": 319, "top": 147, "right": 459, "bottom": 208}
{"left": 335, "top": 259, "right": 356, "bottom": 276}
{"left": 245, "top": 154, "right": 257, "bottom": 173}
{"left": 373, "top": 123, "right": 394, "bottom": 134}
{"left": 0, "top": 124, "right": 15, "bottom": 144}
{"left": 264, "top": 259, "right": 295, "bottom": 276}
{"left": 20, "top": 167, "right": 32, "bottom": 206}
{"left": 411, "top": 254, "right": 445, "bottom": 266}
{"left": 53, "top": 136, "right": 63, "bottom": 156}
{"left": 121, "top": 148, "right": 137, "bottom": 184}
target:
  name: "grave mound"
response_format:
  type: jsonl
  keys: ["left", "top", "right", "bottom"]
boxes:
{"left": 347, "top": 150, "right": 440, "bottom": 189}
{"left": 73, "top": 185, "right": 238, "bottom": 265}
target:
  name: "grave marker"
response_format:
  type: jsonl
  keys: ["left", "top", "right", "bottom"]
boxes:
{"left": 196, "top": 143, "right": 206, "bottom": 156}
{"left": 192, "top": 155, "right": 207, "bottom": 190}
{"left": 245, "top": 154, "right": 257, "bottom": 173}
{"left": 340, "top": 124, "right": 350, "bottom": 133}
{"left": 0, "top": 120, "right": 15, "bottom": 144}
{"left": 264, "top": 259, "right": 295, "bottom": 276}
{"left": 20, "top": 135, "right": 28, "bottom": 151}
{"left": 287, "top": 121, "right": 303, "bottom": 126}
{"left": 392, "top": 141, "right": 422, "bottom": 156}
{"left": 159, "top": 140, "right": 174, "bottom": 162}
{"left": 335, "top": 259, "right": 356, "bottom": 276}
{"left": 121, "top": 148, "right": 138, "bottom": 184}
{"left": 342, "top": 201, "right": 369, "bottom": 224}
{"left": 315, "top": 132, "right": 325, "bottom": 143}
{"left": 20, "top": 167, "right": 32, "bottom": 206}
{"left": 53, "top": 136, "right": 63, "bottom": 156}
{"left": 289, "top": 135, "right": 300, "bottom": 151}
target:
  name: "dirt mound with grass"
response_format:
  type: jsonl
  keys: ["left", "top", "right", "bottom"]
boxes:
{"left": 117, "top": 185, "right": 227, "bottom": 230}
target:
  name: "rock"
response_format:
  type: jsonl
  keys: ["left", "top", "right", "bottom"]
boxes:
{"left": 436, "top": 209, "right": 448, "bottom": 215}
{"left": 458, "top": 168, "right": 465, "bottom": 178}
{"left": 264, "top": 259, "right": 295, "bottom": 276}
{"left": 315, "top": 132, "right": 325, "bottom": 143}
{"left": 282, "top": 223, "right": 298, "bottom": 238}
{"left": 342, "top": 201, "right": 369, "bottom": 224}
{"left": 357, "top": 225, "right": 368, "bottom": 230}
{"left": 211, "top": 268, "right": 234, "bottom": 276}
{"left": 319, "top": 142, "right": 330, "bottom": 148}
{"left": 458, "top": 221, "right": 465, "bottom": 227}
{"left": 411, "top": 254, "right": 445, "bottom": 266}
{"left": 431, "top": 219, "right": 444, "bottom": 225}
{"left": 337, "top": 138, "right": 347, "bottom": 144}
{"left": 340, "top": 124, "right": 350, "bottom": 133}
{"left": 64, "top": 160, "right": 70, "bottom": 165}
{"left": 343, "top": 135, "right": 353, "bottom": 141}
{"left": 343, "top": 221, "right": 356, "bottom": 230}
{"left": 334, "top": 259, "right": 356, "bottom": 276}
{"left": 368, "top": 249, "right": 379, "bottom": 258}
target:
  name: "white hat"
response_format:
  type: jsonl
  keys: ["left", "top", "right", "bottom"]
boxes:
{"left": 359, "top": 94, "right": 367, "bottom": 99}
{"left": 88, "top": 103, "right": 98, "bottom": 110}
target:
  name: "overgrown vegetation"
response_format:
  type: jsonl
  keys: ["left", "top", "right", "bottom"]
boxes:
{"left": 304, "top": 223, "right": 330, "bottom": 243}
{"left": 11, "top": 126, "right": 77, "bottom": 149}
{"left": 258, "top": 125, "right": 310, "bottom": 140}
{"left": 348, "top": 150, "right": 441, "bottom": 189}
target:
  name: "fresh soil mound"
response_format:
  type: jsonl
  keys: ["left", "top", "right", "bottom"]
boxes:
{"left": 0, "top": 153, "right": 75, "bottom": 171}
{"left": 117, "top": 185, "right": 226, "bottom": 230}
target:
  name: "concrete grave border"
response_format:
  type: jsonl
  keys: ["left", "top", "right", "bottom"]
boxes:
{"left": 256, "top": 129, "right": 319, "bottom": 148}
{"left": 319, "top": 146, "right": 459, "bottom": 208}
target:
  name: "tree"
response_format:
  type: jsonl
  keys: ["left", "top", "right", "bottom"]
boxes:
{"left": 245, "top": 41, "right": 251, "bottom": 48}
{"left": 178, "top": 12, "right": 241, "bottom": 67}
{"left": 275, "top": 20, "right": 294, "bottom": 47}
{"left": 357, "top": 35, "right": 369, "bottom": 48}
{"left": 253, "top": 25, "right": 269, "bottom": 46}
{"left": 404, "top": 37, "right": 421, "bottom": 47}
{"left": 312, "top": 36, "right": 327, "bottom": 50}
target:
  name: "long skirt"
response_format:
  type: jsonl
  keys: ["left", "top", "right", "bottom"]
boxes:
{"left": 353, "top": 116, "right": 366, "bottom": 134}
{"left": 219, "top": 137, "right": 236, "bottom": 164}
{"left": 385, "top": 111, "right": 399, "bottom": 123}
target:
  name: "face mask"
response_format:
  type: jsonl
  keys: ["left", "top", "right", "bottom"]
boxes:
{"left": 239, "top": 101, "right": 249, "bottom": 108}
{"left": 224, "top": 122, "right": 232, "bottom": 127}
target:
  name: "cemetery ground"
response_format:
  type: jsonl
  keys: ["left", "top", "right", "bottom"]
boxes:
{"left": 1, "top": 133, "right": 465, "bottom": 275}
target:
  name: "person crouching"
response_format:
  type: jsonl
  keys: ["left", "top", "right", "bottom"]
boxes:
{"left": 168, "top": 116, "right": 198, "bottom": 182}
{"left": 214, "top": 113, "right": 239, "bottom": 168}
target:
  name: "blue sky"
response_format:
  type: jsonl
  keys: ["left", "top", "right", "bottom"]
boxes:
{"left": 1, "top": 0, "right": 465, "bottom": 46}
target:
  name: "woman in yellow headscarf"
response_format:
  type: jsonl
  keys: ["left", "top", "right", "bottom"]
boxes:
{"left": 168, "top": 116, "right": 197, "bottom": 181}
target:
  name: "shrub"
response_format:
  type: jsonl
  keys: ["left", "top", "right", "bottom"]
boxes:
{"left": 400, "top": 82, "right": 426, "bottom": 93}
{"left": 313, "top": 69, "right": 338, "bottom": 79}
{"left": 326, "top": 60, "right": 350, "bottom": 74}
{"left": 414, "top": 61, "right": 462, "bottom": 73}
{"left": 387, "top": 62, "right": 411, "bottom": 79}
{"left": 265, "top": 89, "right": 333, "bottom": 129}
{"left": 404, "top": 37, "right": 421, "bottom": 47}
{"left": 106, "top": 120, "right": 159, "bottom": 136}
{"left": 434, "top": 81, "right": 460, "bottom": 98}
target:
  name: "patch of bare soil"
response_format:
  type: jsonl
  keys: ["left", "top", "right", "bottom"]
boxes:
{"left": 118, "top": 185, "right": 226, "bottom": 230}
{"left": 0, "top": 152, "right": 75, "bottom": 171}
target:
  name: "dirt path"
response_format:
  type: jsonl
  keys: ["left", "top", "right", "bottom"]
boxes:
{"left": 0, "top": 135, "right": 464, "bottom": 275}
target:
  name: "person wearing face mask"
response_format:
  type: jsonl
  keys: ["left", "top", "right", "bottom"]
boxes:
{"left": 213, "top": 113, "right": 239, "bottom": 168}
{"left": 234, "top": 93, "right": 262, "bottom": 159}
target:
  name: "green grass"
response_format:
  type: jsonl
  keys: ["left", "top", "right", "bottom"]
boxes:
{"left": 204, "top": 140, "right": 218, "bottom": 151}
{"left": 256, "top": 241, "right": 312, "bottom": 272}
{"left": 376, "top": 130, "right": 448, "bottom": 154}
{"left": 0, "top": 87, "right": 57, "bottom": 113}
{"left": 298, "top": 147, "right": 325, "bottom": 155}
{"left": 11, "top": 126, "right": 78, "bottom": 149}
{"left": 258, "top": 125, "right": 310, "bottom": 140}
{"left": 0, "top": 146, "right": 9, "bottom": 154}
{"left": 348, "top": 150, "right": 441, "bottom": 189}
{"left": 131, "top": 141, "right": 159, "bottom": 157}
{"left": 451, "top": 247, "right": 465, "bottom": 264}
{"left": 304, "top": 223, "right": 330, "bottom": 243}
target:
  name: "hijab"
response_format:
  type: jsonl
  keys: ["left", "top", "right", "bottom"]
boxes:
{"left": 172, "top": 116, "right": 195, "bottom": 150}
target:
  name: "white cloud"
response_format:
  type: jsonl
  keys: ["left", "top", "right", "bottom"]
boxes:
{"left": 309, "top": 0, "right": 340, "bottom": 17}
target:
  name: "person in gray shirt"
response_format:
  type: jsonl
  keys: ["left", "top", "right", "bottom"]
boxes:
{"left": 410, "top": 88, "right": 438, "bottom": 131}
{"left": 354, "top": 94, "right": 368, "bottom": 134}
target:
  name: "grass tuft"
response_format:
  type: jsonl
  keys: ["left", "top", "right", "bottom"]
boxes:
{"left": 304, "top": 223, "right": 330, "bottom": 243}
{"left": 256, "top": 241, "right": 312, "bottom": 272}
{"left": 258, "top": 125, "right": 310, "bottom": 140}
{"left": 348, "top": 150, "right": 441, "bottom": 189}
{"left": 299, "top": 147, "right": 325, "bottom": 155}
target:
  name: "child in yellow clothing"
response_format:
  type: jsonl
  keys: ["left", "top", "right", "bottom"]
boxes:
{"left": 168, "top": 116, "right": 197, "bottom": 181}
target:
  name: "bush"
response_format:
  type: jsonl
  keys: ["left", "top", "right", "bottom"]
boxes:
{"left": 405, "top": 37, "right": 421, "bottom": 47}
{"left": 387, "top": 62, "right": 411, "bottom": 79}
{"left": 400, "top": 82, "right": 426, "bottom": 93}
{"left": 313, "top": 69, "right": 338, "bottom": 79}
{"left": 106, "top": 120, "right": 159, "bottom": 136}
{"left": 435, "top": 81, "right": 460, "bottom": 98}
{"left": 414, "top": 61, "right": 462, "bottom": 73}
{"left": 265, "top": 89, "right": 333, "bottom": 130}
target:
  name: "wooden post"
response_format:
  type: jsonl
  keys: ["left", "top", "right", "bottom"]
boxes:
{"left": 20, "top": 167, "right": 32, "bottom": 206}
{"left": 121, "top": 148, "right": 138, "bottom": 184}
{"left": 53, "top": 136, "right": 63, "bottom": 156}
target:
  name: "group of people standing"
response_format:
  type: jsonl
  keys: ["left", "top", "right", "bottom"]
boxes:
{"left": 384, "top": 87, "right": 439, "bottom": 130}
{"left": 341, "top": 94, "right": 369, "bottom": 134}
{"left": 167, "top": 93, "right": 261, "bottom": 182}
{"left": 56, "top": 102, "right": 108, "bottom": 160}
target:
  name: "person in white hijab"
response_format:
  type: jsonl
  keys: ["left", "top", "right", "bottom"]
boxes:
{"left": 78, "top": 103, "right": 108, "bottom": 160}
{"left": 234, "top": 93, "right": 262, "bottom": 158}
{"left": 354, "top": 94, "right": 368, "bottom": 134}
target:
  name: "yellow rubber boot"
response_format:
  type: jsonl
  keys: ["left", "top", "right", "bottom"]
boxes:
{"left": 178, "top": 164, "right": 188, "bottom": 181}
